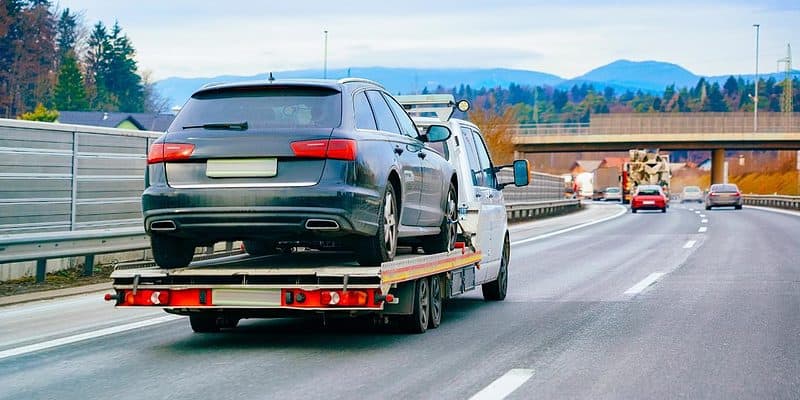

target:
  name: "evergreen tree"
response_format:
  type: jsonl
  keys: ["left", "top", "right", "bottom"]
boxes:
{"left": 53, "top": 53, "right": 88, "bottom": 111}
{"left": 702, "top": 82, "right": 728, "bottom": 111}
{"left": 56, "top": 8, "right": 78, "bottom": 58}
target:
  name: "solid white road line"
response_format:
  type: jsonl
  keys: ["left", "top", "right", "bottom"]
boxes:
{"left": 469, "top": 369, "right": 535, "bottom": 400}
{"left": 701, "top": 219, "right": 708, "bottom": 223}
{"left": 698, "top": 227, "right": 708, "bottom": 233}
{"left": 0, "top": 315, "right": 182, "bottom": 361}
{"left": 624, "top": 272, "right": 665, "bottom": 295}
{"left": 683, "top": 240, "right": 697, "bottom": 249}
{"left": 511, "top": 205, "right": 627, "bottom": 246}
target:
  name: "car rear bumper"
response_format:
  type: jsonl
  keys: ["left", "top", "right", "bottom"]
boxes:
{"left": 142, "top": 184, "right": 380, "bottom": 243}
{"left": 707, "top": 198, "right": 743, "bottom": 206}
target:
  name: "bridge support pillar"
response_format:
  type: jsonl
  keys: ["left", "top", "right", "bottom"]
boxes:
{"left": 711, "top": 149, "right": 726, "bottom": 184}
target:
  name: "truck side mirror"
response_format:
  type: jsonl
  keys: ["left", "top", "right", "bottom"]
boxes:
{"left": 513, "top": 159, "right": 530, "bottom": 187}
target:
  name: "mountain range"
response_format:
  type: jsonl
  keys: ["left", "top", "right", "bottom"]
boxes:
{"left": 154, "top": 60, "right": 800, "bottom": 108}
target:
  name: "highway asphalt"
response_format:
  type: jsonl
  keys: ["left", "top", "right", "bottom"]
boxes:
{"left": 1, "top": 203, "right": 798, "bottom": 400}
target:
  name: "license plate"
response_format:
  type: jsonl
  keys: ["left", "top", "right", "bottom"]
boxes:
{"left": 206, "top": 158, "right": 277, "bottom": 178}
{"left": 643, "top": 200, "right": 655, "bottom": 205}
{"left": 213, "top": 289, "right": 281, "bottom": 306}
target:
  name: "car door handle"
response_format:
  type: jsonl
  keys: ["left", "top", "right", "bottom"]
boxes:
{"left": 394, "top": 146, "right": 404, "bottom": 155}
{"left": 418, "top": 152, "right": 427, "bottom": 159}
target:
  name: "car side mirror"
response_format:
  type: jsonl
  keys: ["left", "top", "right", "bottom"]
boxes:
{"left": 497, "top": 159, "right": 530, "bottom": 189}
{"left": 512, "top": 159, "right": 530, "bottom": 187}
{"left": 421, "top": 125, "right": 451, "bottom": 143}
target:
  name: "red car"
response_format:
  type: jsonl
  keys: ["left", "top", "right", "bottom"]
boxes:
{"left": 631, "top": 185, "right": 667, "bottom": 213}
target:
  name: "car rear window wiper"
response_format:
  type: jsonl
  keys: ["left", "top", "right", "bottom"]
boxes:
{"left": 182, "top": 121, "right": 248, "bottom": 130}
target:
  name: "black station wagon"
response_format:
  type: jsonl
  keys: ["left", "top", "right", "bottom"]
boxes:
{"left": 143, "top": 78, "right": 458, "bottom": 268}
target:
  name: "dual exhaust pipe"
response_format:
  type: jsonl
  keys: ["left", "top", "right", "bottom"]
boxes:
{"left": 149, "top": 219, "right": 339, "bottom": 231}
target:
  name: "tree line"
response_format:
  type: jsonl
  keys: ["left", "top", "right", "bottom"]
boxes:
{"left": 427, "top": 76, "right": 800, "bottom": 124}
{"left": 0, "top": 0, "right": 165, "bottom": 120}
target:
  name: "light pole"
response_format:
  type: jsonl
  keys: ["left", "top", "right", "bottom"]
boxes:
{"left": 753, "top": 24, "right": 760, "bottom": 132}
{"left": 323, "top": 30, "right": 328, "bottom": 79}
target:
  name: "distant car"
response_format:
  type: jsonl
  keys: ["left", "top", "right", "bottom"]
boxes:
{"left": 681, "top": 186, "right": 703, "bottom": 203}
{"left": 705, "top": 183, "right": 743, "bottom": 210}
{"left": 143, "top": 78, "right": 457, "bottom": 268}
{"left": 631, "top": 185, "right": 667, "bottom": 213}
{"left": 603, "top": 186, "right": 622, "bottom": 201}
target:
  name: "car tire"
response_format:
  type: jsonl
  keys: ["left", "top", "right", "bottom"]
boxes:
{"left": 735, "top": 205, "right": 742, "bottom": 210}
{"left": 705, "top": 205, "right": 712, "bottom": 210}
{"left": 482, "top": 235, "right": 510, "bottom": 301}
{"left": 428, "top": 274, "right": 443, "bottom": 329}
{"left": 243, "top": 240, "right": 278, "bottom": 257}
{"left": 401, "top": 278, "right": 430, "bottom": 334}
{"left": 357, "top": 183, "right": 398, "bottom": 266}
{"left": 151, "top": 235, "right": 195, "bottom": 269}
{"left": 662, "top": 207, "right": 667, "bottom": 213}
{"left": 422, "top": 183, "right": 457, "bottom": 254}
{"left": 631, "top": 208, "right": 637, "bottom": 213}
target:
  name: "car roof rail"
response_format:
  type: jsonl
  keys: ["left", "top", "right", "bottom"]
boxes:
{"left": 395, "top": 94, "right": 470, "bottom": 122}
{"left": 337, "top": 78, "right": 385, "bottom": 89}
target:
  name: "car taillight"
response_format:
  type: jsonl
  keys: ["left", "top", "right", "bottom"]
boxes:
{"left": 147, "top": 143, "right": 195, "bottom": 164}
{"left": 291, "top": 139, "right": 357, "bottom": 161}
{"left": 733, "top": 192, "right": 741, "bottom": 197}
{"left": 709, "top": 192, "right": 717, "bottom": 197}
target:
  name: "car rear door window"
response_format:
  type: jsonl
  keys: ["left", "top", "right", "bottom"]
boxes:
{"left": 460, "top": 126, "right": 484, "bottom": 186}
{"left": 471, "top": 130, "right": 497, "bottom": 189}
{"left": 354, "top": 91, "right": 377, "bottom": 130}
{"left": 365, "top": 91, "right": 401, "bottom": 135}
{"left": 170, "top": 86, "right": 342, "bottom": 132}
{"left": 383, "top": 93, "right": 419, "bottom": 138}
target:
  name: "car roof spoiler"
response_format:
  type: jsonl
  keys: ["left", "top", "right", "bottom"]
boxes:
{"left": 395, "top": 95, "right": 470, "bottom": 122}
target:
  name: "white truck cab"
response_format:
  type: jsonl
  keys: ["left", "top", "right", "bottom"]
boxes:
{"left": 397, "top": 95, "right": 530, "bottom": 288}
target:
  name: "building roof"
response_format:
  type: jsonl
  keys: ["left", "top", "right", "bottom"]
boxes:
{"left": 56, "top": 111, "right": 174, "bottom": 132}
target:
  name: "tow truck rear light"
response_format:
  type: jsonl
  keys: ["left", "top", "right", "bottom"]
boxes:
{"left": 147, "top": 143, "right": 195, "bottom": 164}
{"left": 121, "top": 289, "right": 170, "bottom": 306}
{"left": 282, "top": 289, "right": 375, "bottom": 307}
{"left": 291, "top": 139, "right": 357, "bottom": 161}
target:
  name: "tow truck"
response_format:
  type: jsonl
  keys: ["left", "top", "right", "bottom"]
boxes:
{"left": 107, "top": 94, "right": 530, "bottom": 334}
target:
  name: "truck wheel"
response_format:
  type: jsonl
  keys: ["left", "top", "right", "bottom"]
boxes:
{"left": 357, "top": 184, "right": 398, "bottom": 266}
{"left": 151, "top": 235, "right": 195, "bottom": 269}
{"left": 401, "top": 278, "right": 430, "bottom": 333}
{"left": 428, "top": 274, "right": 443, "bottom": 329}
{"left": 423, "top": 183, "right": 457, "bottom": 254}
{"left": 189, "top": 314, "right": 220, "bottom": 333}
{"left": 483, "top": 235, "right": 510, "bottom": 301}
{"left": 243, "top": 240, "right": 277, "bottom": 257}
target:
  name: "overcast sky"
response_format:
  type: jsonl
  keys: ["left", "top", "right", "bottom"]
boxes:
{"left": 57, "top": 0, "right": 799, "bottom": 80}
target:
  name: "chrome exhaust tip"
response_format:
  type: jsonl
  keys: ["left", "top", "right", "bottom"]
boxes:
{"left": 305, "top": 219, "right": 340, "bottom": 230}
{"left": 150, "top": 220, "right": 177, "bottom": 231}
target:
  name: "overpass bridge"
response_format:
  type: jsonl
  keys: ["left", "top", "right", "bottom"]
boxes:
{"left": 512, "top": 112, "right": 800, "bottom": 183}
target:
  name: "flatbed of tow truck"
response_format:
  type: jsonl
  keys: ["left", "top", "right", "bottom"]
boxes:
{"left": 108, "top": 246, "right": 482, "bottom": 333}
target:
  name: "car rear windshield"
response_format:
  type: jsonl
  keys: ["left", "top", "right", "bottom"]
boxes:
{"left": 684, "top": 187, "right": 701, "bottom": 192}
{"left": 606, "top": 187, "right": 620, "bottom": 193}
{"left": 637, "top": 187, "right": 661, "bottom": 195}
{"left": 712, "top": 184, "right": 739, "bottom": 193}
{"left": 168, "top": 86, "right": 342, "bottom": 132}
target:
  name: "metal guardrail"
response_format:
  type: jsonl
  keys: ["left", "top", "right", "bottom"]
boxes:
{"left": 505, "top": 199, "right": 581, "bottom": 221}
{"left": 0, "top": 198, "right": 580, "bottom": 284}
{"left": 742, "top": 194, "right": 800, "bottom": 210}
